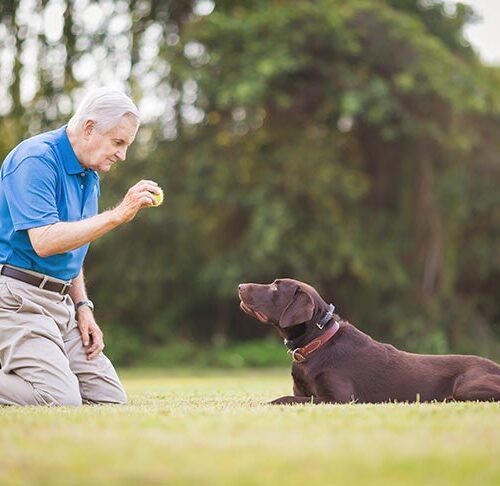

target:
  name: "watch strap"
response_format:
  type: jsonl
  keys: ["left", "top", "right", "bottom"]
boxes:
{"left": 75, "top": 300, "right": 94, "bottom": 312}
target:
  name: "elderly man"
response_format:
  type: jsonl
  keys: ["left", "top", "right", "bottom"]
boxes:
{"left": 0, "top": 87, "right": 161, "bottom": 405}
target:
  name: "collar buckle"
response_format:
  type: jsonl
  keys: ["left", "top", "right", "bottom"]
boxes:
{"left": 288, "top": 348, "right": 306, "bottom": 363}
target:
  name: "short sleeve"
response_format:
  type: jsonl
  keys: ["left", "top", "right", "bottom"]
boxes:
{"left": 2, "top": 157, "right": 60, "bottom": 231}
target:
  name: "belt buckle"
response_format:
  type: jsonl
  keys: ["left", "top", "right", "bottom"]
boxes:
{"left": 61, "top": 281, "right": 71, "bottom": 295}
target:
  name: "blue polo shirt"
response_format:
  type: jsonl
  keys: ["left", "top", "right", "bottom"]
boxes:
{"left": 0, "top": 126, "right": 100, "bottom": 280}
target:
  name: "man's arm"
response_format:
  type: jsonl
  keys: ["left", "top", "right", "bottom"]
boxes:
{"left": 69, "top": 268, "right": 104, "bottom": 360}
{"left": 28, "top": 179, "right": 160, "bottom": 257}
{"left": 69, "top": 267, "right": 91, "bottom": 308}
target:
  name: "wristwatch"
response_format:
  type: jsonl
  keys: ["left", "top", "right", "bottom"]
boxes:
{"left": 75, "top": 300, "right": 95, "bottom": 312}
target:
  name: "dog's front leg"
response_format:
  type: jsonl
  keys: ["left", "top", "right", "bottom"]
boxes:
{"left": 268, "top": 370, "right": 323, "bottom": 404}
{"left": 268, "top": 395, "right": 333, "bottom": 405}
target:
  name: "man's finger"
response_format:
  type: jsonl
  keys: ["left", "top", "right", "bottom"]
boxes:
{"left": 136, "top": 179, "right": 158, "bottom": 187}
{"left": 79, "top": 323, "right": 90, "bottom": 346}
{"left": 132, "top": 180, "right": 159, "bottom": 192}
{"left": 87, "top": 343, "right": 104, "bottom": 360}
{"left": 86, "top": 338, "right": 101, "bottom": 351}
{"left": 86, "top": 328, "right": 103, "bottom": 352}
{"left": 139, "top": 194, "right": 156, "bottom": 207}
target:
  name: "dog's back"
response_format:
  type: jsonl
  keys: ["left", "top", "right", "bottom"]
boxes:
{"left": 315, "top": 322, "right": 500, "bottom": 402}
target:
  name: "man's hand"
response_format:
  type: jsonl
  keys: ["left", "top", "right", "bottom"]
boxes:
{"left": 76, "top": 306, "right": 104, "bottom": 360}
{"left": 113, "top": 180, "right": 161, "bottom": 223}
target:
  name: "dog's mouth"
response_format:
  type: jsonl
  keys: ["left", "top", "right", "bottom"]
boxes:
{"left": 239, "top": 301, "right": 269, "bottom": 323}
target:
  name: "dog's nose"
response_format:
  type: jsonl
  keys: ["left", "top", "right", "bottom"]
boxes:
{"left": 238, "top": 284, "right": 247, "bottom": 292}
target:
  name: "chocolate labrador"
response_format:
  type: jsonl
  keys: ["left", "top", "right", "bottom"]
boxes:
{"left": 238, "top": 278, "right": 500, "bottom": 404}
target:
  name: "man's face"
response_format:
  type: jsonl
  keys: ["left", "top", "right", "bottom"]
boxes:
{"left": 83, "top": 115, "right": 139, "bottom": 172}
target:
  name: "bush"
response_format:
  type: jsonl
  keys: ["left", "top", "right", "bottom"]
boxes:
{"left": 118, "top": 338, "right": 290, "bottom": 368}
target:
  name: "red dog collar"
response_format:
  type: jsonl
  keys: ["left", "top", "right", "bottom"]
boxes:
{"left": 288, "top": 320, "right": 341, "bottom": 363}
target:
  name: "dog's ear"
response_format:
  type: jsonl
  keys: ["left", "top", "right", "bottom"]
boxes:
{"left": 279, "top": 289, "right": 315, "bottom": 328}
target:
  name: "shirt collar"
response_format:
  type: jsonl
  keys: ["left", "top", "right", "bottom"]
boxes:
{"left": 59, "top": 125, "right": 93, "bottom": 176}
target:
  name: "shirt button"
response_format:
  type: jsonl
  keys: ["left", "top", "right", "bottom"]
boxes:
{"left": 81, "top": 184, "right": 84, "bottom": 189}
{"left": 80, "top": 172, "right": 85, "bottom": 177}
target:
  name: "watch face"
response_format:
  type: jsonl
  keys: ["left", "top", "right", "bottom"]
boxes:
{"left": 77, "top": 300, "right": 94, "bottom": 311}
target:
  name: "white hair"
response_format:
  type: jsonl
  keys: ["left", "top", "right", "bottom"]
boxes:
{"left": 68, "top": 87, "right": 140, "bottom": 133}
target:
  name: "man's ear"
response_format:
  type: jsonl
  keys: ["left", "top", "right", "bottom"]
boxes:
{"left": 279, "top": 290, "right": 315, "bottom": 328}
{"left": 82, "top": 119, "right": 95, "bottom": 139}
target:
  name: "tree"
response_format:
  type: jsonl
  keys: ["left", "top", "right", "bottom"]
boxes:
{"left": 1, "top": 0, "right": 499, "bottom": 362}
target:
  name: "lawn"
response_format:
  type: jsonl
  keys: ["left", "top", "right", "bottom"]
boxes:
{"left": 1, "top": 368, "right": 499, "bottom": 485}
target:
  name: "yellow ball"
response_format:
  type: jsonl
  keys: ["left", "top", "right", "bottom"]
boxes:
{"left": 154, "top": 188, "right": 164, "bottom": 206}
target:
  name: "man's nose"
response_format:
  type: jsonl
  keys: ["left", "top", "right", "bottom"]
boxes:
{"left": 116, "top": 148, "right": 127, "bottom": 161}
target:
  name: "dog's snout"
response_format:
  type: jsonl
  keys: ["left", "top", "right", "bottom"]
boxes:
{"left": 238, "top": 284, "right": 248, "bottom": 294}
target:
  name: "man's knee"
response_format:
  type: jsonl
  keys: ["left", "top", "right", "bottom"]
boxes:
{"left": 0, "top": 369, "right": 82, "bottom": 406}
{"left": 35, "top": 385, "right": 82, "bottom": 406}
{"left": 79, "top": 365, "right": 127, "bottom": 404}
{"left": 112, "top": 387, "right": 127, "bottom": 405}
{"left": 85, "top": 385, "right": 127, "bottom": 405}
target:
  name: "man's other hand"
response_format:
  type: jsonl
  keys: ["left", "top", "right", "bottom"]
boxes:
{"left": 76, "top": 307, "right": 105, "bottom": 360}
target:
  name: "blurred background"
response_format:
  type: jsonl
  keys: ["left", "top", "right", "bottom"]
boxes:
{"left": 1, "top": 0, "right": 499, "bottom": 367}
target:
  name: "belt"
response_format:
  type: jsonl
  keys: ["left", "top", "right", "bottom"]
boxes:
{"left": 0, "top": 266, "right": 72, "bottom": 295}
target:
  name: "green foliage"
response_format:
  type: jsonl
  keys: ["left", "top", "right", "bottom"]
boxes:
{"left": 102, "top": 324, "right": 290, "bottom": 368}
{"left": 1, "top": 0, "right": 499, "bottom": 363}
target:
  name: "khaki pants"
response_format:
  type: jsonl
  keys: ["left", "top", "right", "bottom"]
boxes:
{"left": 0, "top": 274, "right": 126, "bottom": 406}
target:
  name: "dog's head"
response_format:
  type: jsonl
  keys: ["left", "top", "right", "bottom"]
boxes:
{"left": 238, "top": 278, "right": 323, "bottom": 328}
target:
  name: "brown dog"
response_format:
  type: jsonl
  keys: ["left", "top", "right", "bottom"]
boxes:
{"left": 238, "top": 278, "right": 500, "bottom": 404}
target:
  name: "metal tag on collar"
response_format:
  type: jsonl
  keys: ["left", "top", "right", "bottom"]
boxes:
{"left": 316, "top": 303, "right": 335, "bottom": 329}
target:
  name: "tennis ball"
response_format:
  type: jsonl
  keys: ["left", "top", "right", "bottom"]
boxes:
{"left": 153, "top": 187, "right": 164, "bottom": 206}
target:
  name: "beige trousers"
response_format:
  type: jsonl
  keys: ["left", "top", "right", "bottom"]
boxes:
{"left": 0, "top": 274, "right": 126, "bottom": 406}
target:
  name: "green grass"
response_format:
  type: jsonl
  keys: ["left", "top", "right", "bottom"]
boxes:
{"left": 1, "top": 369, "right": 499, "bottom": 485}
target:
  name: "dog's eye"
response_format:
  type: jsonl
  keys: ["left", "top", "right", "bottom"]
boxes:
{"left": 271, "top": 284, "right": 278, "bottom": 291}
